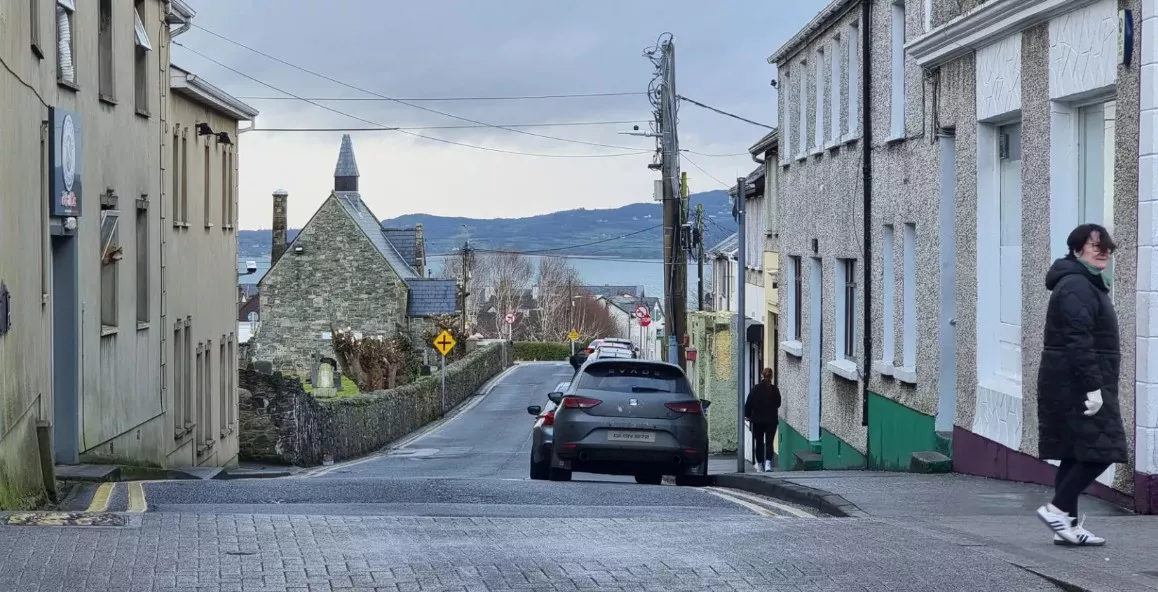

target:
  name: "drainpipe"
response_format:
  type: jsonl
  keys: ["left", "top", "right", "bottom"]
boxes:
{"left": 860, "top": 0, "right": 873, "bottom": 428}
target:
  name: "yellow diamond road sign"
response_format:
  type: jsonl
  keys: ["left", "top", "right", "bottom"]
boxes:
{"left": 433, "top": 330, "right": 456, "bottom": 356}
{"left": 568, "top": 330, "right": 579, "bottom": 341}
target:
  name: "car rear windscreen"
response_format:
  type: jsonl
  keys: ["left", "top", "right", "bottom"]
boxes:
{"left": 577, "top": 362, "right": 691, "bottom": 394}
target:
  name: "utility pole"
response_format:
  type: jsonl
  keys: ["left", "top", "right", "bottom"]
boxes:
{"left": 695, "top": 203, "right": 704, "bottom": 311}
{"left": 459, "top": 242, "right": 473, "bottom": 334}
{"left": 654, "top": 37, "right": 686, "bottom": 368}
{"left": 568, "top": 280, "right": 575, "bottom": 355}
{"left": 734, "top": 177, "right": 747, "bottom": 473}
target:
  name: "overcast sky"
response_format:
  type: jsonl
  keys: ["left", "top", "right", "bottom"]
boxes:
{"left": 177, "top": 0, "right": 825, "bottom": 229}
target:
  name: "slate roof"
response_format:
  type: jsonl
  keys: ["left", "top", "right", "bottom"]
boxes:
{"left": 381, "top": 227, "right": 418, "bottom": 266}
{"left": 407, "top": 278, "right": 459, "bottom": 316}
{"left": 335, "top": 134, "right": 359, "bottom": 177}
{"left": 579, "top": 284, "right": 645, "bottom": 298}
{"left": 335, "top": 192, "right": 418, "bottom": 281}
{"left": 708, "top": 232, "right": 739, "bottom": 257}
{"left": 605, "top": 295, "right": 662, "bottom": 319}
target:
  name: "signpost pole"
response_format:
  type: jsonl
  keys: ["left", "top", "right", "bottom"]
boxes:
{"left": 440, "top": 354, "right": 447, "bottom": 414}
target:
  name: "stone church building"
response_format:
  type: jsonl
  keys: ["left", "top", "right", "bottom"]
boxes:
{"left": 249, "top": 135, "right": 458, "bottom": 373}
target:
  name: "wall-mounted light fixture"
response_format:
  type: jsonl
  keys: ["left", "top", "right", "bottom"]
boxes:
{"left": 215, "top": 131, "right": 233, "bottom": 145}
{"left": 195, "top": 122, "right": 214, "bottom": 136}
{"left": 293, "top": 245, "right": 305, "bottom": 255}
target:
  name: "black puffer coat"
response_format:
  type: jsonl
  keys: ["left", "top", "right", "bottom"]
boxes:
{"left": 744, "top": 381, "right": 781, "bottom": 425}
{"left": 1036, "top": 257, "right": 1127, "bottom": 464}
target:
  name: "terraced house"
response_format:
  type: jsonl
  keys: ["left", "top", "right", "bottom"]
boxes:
{"left": 0, "top": 0, "right": 257, "bottom": 509}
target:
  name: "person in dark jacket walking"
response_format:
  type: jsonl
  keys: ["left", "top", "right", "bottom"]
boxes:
{"left": 744, "top": 368, "right": 781, "bottom": 472}
{"left": 1035, "top": 224, "right": 1126, "bottom": 547}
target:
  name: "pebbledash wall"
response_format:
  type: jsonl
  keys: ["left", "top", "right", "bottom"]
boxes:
{"left": 238, "top": 343, "right": 511, "bottom": 466}
{"left": 907, "top": 0, "right": 1145, "bottom": 509}
{"left": 1136, "top": 0, "right": 1158, "bottom": 513}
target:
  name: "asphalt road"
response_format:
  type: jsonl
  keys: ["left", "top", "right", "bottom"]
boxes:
{"left": 0, "top": 362, "right": 1069, "bottom": 591}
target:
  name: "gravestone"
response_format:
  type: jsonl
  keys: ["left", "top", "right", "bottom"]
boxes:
{"left": 309, "top": 355, "right": 341, "bottom": 397}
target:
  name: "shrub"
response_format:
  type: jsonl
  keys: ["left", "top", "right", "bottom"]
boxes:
{"left": 514, "top": 341, "right": 571, "bottom": 361}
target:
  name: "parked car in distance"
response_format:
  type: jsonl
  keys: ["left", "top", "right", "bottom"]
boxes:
{"left": 542, "top": 359, "right": 710, "bottom": 486}
{"left": 526, "top": 380, "right": 571, "bottom": 480}
{"left": 592, "top": 346, "right": 633, "bottom": 360}
{"left": 601, "top": 337, "right": 639, "bottom": 356}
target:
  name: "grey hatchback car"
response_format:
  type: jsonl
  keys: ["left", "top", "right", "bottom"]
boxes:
{"left": 539, "top": 358, "right": 710, "bottom": 486}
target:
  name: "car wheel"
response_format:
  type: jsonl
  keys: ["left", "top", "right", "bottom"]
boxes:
{"left": 549, "top": 467, "right": 572, "bottom": 482}
{"left": 634, "top": 473, "right": 662, "bottom": 485}
{"left": 530, "top": 457, "right": 549, "bottom": 481}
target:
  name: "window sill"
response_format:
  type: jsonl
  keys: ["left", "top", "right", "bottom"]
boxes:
{"left": 811, "top": 146, "right": 825, "bottom": 157}
{"left": 224, "top": 224, "right": 234, "bottom": 231}
{"left": 135, "top": 108, "right": 151, "bottom": 119}
{"left": 57, "top": 79, "right": 79, "bottom": 93}
{"left": 826, "top": 140, "right": 841, "bottom": 152}
{"left": 795, "top": 153, "right": 808, "bottom": 163}
{"left": 100, "top": 325, "right": 118, "bottom": 337}
{"left": 827, "top": 359, "right": 859, "bottom": 382}
{"left": 99, "top": 94, "right": 118, "bottom": 107}
{"left": 894, "top": 365, "right": 917, "bottom": 384}
{"left": 780, "top": 340, "right": 804, "bottom": 358}
{"left": 841, "top": 133, "right": 860, "bottom": 145}
{"left": 205, "top": 223, "right": 215, "bottom": 230}
{"left": 136, "top": 322, "right": 149, "bottom": 331}
{"left": 31, "top": 43, "right": 44, "bottom": 60}
{"left": 873, "top": 360, "right": 895, "bottom": 376}
{"left": 886, "top": 133, "right": 906, "bottom": 145}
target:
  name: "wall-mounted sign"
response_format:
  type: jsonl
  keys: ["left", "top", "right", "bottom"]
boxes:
{"left": 0, "top": 283, "right": 10, "bottom": 336}
{"left": 48, "top": 107, "right": 82, "bottom": 217}
{"left": 1120, "top": 9, "right": 1134, "bottom": 68}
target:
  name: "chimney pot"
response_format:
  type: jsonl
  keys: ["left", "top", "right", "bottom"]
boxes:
{"left": 272, "top": 189, "right": 289, "bottom": 265}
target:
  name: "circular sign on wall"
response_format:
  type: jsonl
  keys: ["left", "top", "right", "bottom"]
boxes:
{"left": 61, "top": 113, "right": 77, "bottom": 192}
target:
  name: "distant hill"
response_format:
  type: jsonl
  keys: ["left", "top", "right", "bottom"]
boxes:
{"left": 238, "top": 190, "right": 738, "bottom": 260}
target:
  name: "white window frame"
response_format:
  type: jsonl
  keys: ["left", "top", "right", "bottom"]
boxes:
{"left": 898, "top": 223, "right": 917, "bottom": 383}
{"left": 829, "top": 258, "right": 858, "bottom": 381}
{"left": 876, "top": 225, "right": 896, "bottom": 376}
{"left": 890, "top": 1, "right": 907, "bottom": 141}
{"left": 1078, "top": 100, "right": 1116, "bottom": 301}
{"left": 845, "top": 23, "right": 860, "bottom": 143}
{"left": 814, "top": 48, "right": 825, "bottom": 152}
{"left": 781, "top": 255, "right": 804, "bottom": 357}
{"left": 923, "top": 0, "right": 933, "bottom": 32}
{"left": 781, "top": 72, "right": 791, "bottom": 165}
{"left": 56, "top": 0, "right": 76, "bottom": 85}
{"left": 134, "top": 5, "right": 153, "bottom": 115}
{"left": 829, "top": 35, "right": 841, "bottom": 145}
{"left": 798, "top": 62, "right": 809, "bottom": 160}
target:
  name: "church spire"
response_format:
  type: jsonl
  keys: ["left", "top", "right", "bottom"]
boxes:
{"left": 334, "top": 134, "right": 359, "bottom": 192}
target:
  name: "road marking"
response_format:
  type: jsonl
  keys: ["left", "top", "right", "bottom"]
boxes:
{"left": 702, "top": 487, "right": 776, "bottom": 517}
{"left": 707, "top": 486, "right": 816, "bottom": 518}
{"left": 702, "top": 486, "right": 815, "bottom": 518}
{"left": 86, "top": 483, "right": 115, "bottom": 513}
{"left": 126, "top": 482, "right": 148, "bottom": 513}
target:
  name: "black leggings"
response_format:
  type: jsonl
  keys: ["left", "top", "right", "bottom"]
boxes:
{"left": 1052, "top": 459, "right": 1111, "bottom": 519}
{"left": 751, "top": 422, "right": 777, "bottom": 464}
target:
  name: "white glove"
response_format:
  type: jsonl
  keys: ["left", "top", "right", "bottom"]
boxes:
{"left": 1084, "top": 390, "right": 1103, "bottom": 416}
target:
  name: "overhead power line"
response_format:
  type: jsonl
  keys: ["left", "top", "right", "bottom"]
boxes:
{"left": 677, "top": 95, "right": 774, "bottom": 129}
{"left": 173, "top": 42, "right": 649, "bottom": 159}
{"left": 680, "top": 154, "right": 731, "bottom": 189}
{"left": 242, "top": 120, "right": 649, "bottom": 133}
{"left": 470, "top": 224, "right": 662, "bottom": 255}
{"left": 236, "top": 92, "right": 646, "bottom": 102}
{"left": 188, "top": 25, "right": 647, "bottom": 152}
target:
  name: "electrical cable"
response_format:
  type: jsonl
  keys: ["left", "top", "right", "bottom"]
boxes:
{"left": 677, "top": 95, "right": 774, "bottom": 129}
{"left": 174, "top": 41, "right": 650, "bottom": 159}
{"left": 188, "top": 25, "right": 648, "bottom": 151}
{"left": 241, "top": 120, "right": 649, "bottom": 132}
{"left": 680, "top": 154, "right": 731, "bottom": 189}
{"left": 235, "top": 92, "right": 646, "bottom": 102}
{"left": 464, "top": 224, "right": 662, "bottom": 255}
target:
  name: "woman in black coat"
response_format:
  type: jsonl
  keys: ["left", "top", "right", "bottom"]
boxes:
{"left": 744, "top": 368, "right": 781, "bottom": 473}
{"left": 1035, "top": 223, "right": 1126, "bottom": 547}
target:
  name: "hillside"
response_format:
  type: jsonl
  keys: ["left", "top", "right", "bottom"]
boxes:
{"left": 238, "top": 190, "right": 737, "bottom": 260}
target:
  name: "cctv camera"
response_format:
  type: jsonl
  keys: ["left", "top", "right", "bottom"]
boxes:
{"left": 633, "top": 125, "right": 640, "bottom": 131}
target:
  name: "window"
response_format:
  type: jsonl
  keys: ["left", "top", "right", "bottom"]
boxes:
{"left": 814, "top": 49, "right": 825, "bottom": 150}
{"left": 792, "top": 256, "right": 803, "bottom": 340}
{"left": 890, "top": 1, "right": 907, "bottom": 140}
{"left": 1079, "top": 101, "right": 1117, "bottom": 297}
{"left": 902, "top": 224, "right": 916, "bottom": 371}
{"left": 204, "top": 144, "right": 212, "bottom": 227}
{"left": 997, "top": 123, "right": 1023, "bottom": 382}
{"left": 136, "top": 199, "right": 148, "bottom": 326}
{"left": 56, "top": 0, "right": 76, "bottom": 85}
{"left": 798, "top": 66, "right": 809, "bottom": 156}
{"left": 840, "top": 259, "right": 856, "bottom": 359}
{"left": 184, "top": 319, "right": 193, "bottom": 430}
{"left": 173, "top": 323, "right": 184, "bottom": 437}
{"left": 221, "top": 150, "right": 228, "bottom": 227}
{"left": 204, "top": 340, "right": 213, "bottom": 446}
{"left": 781, "top": 73, "right": 791, "bottom": 164}
{"left": 847, "top": 23, "right": 859, "bottom": 138}
{"left": 196, "top": 343, "right": 205, "bottom": 450}
{"left": 577, "top": 361, "right": 692, "bottom": 394}
{"left": 133, "top": 2, "right": 152, "bottom": 115}
{"left": 227, "top": 337, "right": 235, "bottom": 429}
{"left": 830, "top": 36, "right": 841, "bottom": 142}
{"left": 181, "top": 136, "right": 189, "bottom": 223}
{"left": 924, "top": 0, "right": 933, "bottom": 31}
{"left": 31, "top": 0, "right": 43, "bottom": 57}
{"left": 219, "top": 341, "right": 227, "bottom": 437}
{"left": 100, "top": 197, "right": 121, "bottom": 332}
{"left": 881, "top": 225, "right": 896, "bottom": 365}
{"left": 171, "top": 130, "right": 180, "bottom": 226}
{"left": 98, "top": 0, "right": 114, "bottom": 100}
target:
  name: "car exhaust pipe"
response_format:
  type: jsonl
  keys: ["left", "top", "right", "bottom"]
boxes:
{"left": 672, "top": 455, "right": 682, "bottom": 465}
{"left": 578, "top": 451, "right": 589, "bottom": 462}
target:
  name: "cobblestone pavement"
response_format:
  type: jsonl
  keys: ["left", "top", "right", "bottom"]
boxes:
{"left": 0, "top": 513, "right": 1062, "bottom": 591}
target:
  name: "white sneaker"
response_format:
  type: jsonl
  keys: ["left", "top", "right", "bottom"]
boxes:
{"left": 1036, "top": 504, "right": 1081, "bottom": 544}
{"left": 764, "top": 460, "right": 774, "bottom": 472}
{"left": 1053, "top": 516, "right": 1106, "bottom": 546}
{"left": 753, "top": 463, "right": 764, "bottom": 473}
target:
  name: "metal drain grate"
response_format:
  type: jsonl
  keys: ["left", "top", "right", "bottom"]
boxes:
{"left": 5, "top": 512, "right": 128, "bottom": 527}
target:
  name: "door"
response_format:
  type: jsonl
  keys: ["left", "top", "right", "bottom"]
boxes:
{"left": 936, "top": 134, "right": 958, "bottom": 432}
{"left": 997, "top": 123, "right": 1022, "bottom": 382}
{"left": 808, "top": 257, "right": 823, "bottom": 442}
{"left": 51, "top": 232, "right": 80, "bottom": 464}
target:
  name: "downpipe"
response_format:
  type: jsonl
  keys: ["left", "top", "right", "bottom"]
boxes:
{"left": 860, "top": 0, "right": 873, "bottom": 428}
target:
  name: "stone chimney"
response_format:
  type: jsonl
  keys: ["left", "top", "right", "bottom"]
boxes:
{"left": 271, "top": 189, "right": 288, "bottom": 265}
{"left": 334, "top": 134, "right": 359, "bottom": 192}
{"left": 413, "top": 223, "right": 426, "bottom": 277}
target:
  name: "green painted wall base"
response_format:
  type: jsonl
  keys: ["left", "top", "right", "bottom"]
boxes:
{"left": 821, "top": 429, "right": 868, "bottom": 470}
{"left": 867, "top": 392, "right": 943, "bottom": 471}
{"left": 777, "top": 422, "right": 812, "bottom": 471}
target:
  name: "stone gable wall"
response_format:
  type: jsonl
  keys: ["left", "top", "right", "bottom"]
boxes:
{"left": 251, "top": 195, "right": 410, "bottom": 374}
{"left": 238, "top": 343, "right": 511, "bottom": 466}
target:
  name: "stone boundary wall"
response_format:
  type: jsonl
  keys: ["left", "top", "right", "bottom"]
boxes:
{"left": 239, "top": 343, "right": 511, "bottom": 466}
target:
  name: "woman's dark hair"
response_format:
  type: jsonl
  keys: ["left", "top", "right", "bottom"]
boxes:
{"left": 1065, "top": 223, "right": 1117, "bottom": 258}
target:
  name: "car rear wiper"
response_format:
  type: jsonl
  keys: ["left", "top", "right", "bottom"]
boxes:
{"left": 630, "top": 386, "right": 669, "bottom": 393}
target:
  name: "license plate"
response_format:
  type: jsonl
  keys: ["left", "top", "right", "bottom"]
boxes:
{"left": 607, "top": 431, "right": 656, "bottom": 443}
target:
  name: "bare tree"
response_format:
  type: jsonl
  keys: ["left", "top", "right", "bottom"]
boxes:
{"left": 571, "top": 292, "right": 619, "bottom": 342}
{"left": 532, "top": 257, "right": 582, "bottom": 342}
{"left": 484, "top": 252, "right": 533, "bottom": 338}
{"left": 440, "top": 250, "right": 492, "bottom": 334}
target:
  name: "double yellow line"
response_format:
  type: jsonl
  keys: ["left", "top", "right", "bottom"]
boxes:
{"left": 85, "top": 482, "right": 148, "bottom": 513}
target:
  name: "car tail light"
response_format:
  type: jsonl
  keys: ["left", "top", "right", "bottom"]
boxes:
{"left": 542, "top": 410, "right": 555, "bottom": 426}
{"left": 665, "top": 401, "right": 704, "bottom": 414}
{"left": 562, "top": 396, "right": 602, "bottom": 409}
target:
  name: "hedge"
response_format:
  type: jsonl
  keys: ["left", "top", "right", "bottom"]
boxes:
{"left": 513, "top": 341, "right": 572, "bottom": 361}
